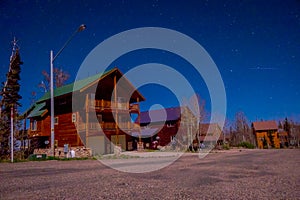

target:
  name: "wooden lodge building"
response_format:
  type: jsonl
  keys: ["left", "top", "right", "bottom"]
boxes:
{"left": 252, "top": 120, "right": 280, "bottom": 149}
{"left": 26, "top": 68, "right": 145, "bottom": 155}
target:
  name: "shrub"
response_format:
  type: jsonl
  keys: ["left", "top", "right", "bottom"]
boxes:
{"left": 238, "top": 142, "right": 255, "bottom": 149}
{"left": 222, "top": 144, "right": 230, "bottom": 150}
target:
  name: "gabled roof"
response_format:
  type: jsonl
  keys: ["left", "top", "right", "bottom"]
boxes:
{"left": 36, "top": 67, "right": 145, "bottom": 103}
{"left": 252, "top": 120, "right": 278, "bottom": 131}
{"left": 26, "top": 68, "right": 145, "bottom": 119}
{"left": 139, "top": 107, "right": 181, "bottom": 124}
{"left": 37, "top": 68, "right": 115, "bottom": 103}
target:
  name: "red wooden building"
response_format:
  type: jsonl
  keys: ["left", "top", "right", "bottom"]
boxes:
{"left": 26, "top": 68, "right": 145, "bottom": 154}
{"left": 137, "top": 106, "right": 198, "bottom": 149}
{"left": 138, "top": 107, "right": 181, "bottom": 147}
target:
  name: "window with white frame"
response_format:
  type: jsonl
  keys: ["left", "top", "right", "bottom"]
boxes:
{"left": 72, "top": 113, "right": 76, "bottom": 123}
{"left": 97, "top": 114, "right": 102, "bottom": 123}
{"left": 31, "top": 120, "right": 37, "bottom": 131}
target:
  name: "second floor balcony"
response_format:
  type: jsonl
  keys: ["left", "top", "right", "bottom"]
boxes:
{"left": 88, "top": 99, "right": 139, "bottom": 113}
{"left": 77, "top": 121, "right": 140, "bottom": 132}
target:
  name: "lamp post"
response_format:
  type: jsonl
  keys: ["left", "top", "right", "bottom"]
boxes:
{"left": 50, "top": 24, "right": 86, "bottom": 156}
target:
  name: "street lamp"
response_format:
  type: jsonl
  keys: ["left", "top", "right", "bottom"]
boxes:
{"left": 50, "top": 24, "right": 86, "bottom": 156}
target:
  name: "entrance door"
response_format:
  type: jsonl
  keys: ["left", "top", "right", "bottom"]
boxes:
{"left": 87, "top": 136, "right": 105, "bottom": 155}
{"left": 110, "top": 135, "right": 126, "bottom": 152}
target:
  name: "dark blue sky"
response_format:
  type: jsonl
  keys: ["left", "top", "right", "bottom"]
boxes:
{"left": 0, "top": 0, "right": 299, "bottom": 122}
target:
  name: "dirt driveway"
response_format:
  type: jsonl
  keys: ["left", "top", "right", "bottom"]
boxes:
{"left": 0, "top": 149, "right": 299, "bottom": 199}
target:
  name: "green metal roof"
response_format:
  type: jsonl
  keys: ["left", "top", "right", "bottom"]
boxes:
{"left": 25, "top": 68, "right": 145, "bottom": 119}
{"left": 37, "top": 69, "right": 113, "bottom": 103}
{"left": 27, "top": 102, "right": 47, "bottom": 118}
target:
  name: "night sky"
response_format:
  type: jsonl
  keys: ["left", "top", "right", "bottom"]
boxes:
{"left": 0, "top": 0, "right": 299, "bottom": 123}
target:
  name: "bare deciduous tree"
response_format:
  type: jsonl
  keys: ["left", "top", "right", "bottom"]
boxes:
{"left": 38, "top": 68, "right": 70, "bottom": 92}
{"left": 180, "top": 94, "right": 207, "bottom": 150}
{"left": 230, "top": 111, "right": 254, "bottom": 146}
{"left": 290, "top": 120, "right": 300, "bottom": 147}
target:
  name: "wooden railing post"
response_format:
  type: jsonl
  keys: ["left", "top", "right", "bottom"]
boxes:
{"left": 85, "top": 94, "right": 89, "bottom": 147}
{"left": 114, "top": 74, "right": 119, "bottom": 146}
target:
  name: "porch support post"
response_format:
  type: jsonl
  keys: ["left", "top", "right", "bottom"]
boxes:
{"left": 114, "top": 74, "right": 119, "bottom": 145}
{"left": 85, "top": 94, "right": 89, "bottom": 147}
{"left": 137, "top": 97, "right": 141, "bottom": 144}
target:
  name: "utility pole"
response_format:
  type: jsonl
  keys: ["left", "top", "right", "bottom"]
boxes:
{"left": 10, "top": 107, "right": 14, "bottom": 163}
{"left": 50, "top": 24, "right": 86, "bottom": 156}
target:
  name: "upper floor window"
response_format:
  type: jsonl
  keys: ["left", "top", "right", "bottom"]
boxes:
{"left": 31, "top": 120, "right": 37, "bottom": 131}
{"left": 97, "top": 114, "right": 102, "bottom": 123}
{"left": 167, "top": 123, "right": 175, "bottom": 128}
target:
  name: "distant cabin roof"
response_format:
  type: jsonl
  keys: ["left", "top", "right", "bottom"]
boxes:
{"left": 199, "top": 123, "right": 222, "bottom": 134}
{"left": 252, "top": 120, "right": 278, "bottom": 131}
{"left": 139, "top": 107, "right": 182, "bottom": 124}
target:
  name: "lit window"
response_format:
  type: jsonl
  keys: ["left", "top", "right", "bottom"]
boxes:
{"left": 167, "top": 123, "right": 174, "bottom": 128}
{"left": 55, "top": 117, "right": 59, "bottom": 125}
{"left": 72, "top": 113, "right": 76, "bottom": 123}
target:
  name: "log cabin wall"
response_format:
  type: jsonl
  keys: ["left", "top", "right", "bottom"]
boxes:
{"left": 54, "top": 112, "right": 83, "bottom": 147}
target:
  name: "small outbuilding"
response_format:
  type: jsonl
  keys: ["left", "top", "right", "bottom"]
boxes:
{"left": 252, "top": 120, "right": 280, "bottom": 149}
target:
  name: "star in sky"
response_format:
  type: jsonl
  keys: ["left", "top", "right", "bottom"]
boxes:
{"left": 0, "top": 0, "right": 299, "bottom": 122}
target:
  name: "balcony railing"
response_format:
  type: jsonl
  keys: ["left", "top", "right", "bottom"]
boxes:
{"left": 88, "top": 99, "right": 139, "bottom": 112}
{"left": 77, "top": 122, "right": 140, "bottom": 132}
{"left": 129, "top": 103, "right": 139, "bottom": 112}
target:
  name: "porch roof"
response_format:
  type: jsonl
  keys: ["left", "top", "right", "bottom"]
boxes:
{"left": 27, "top": 102, "right": 47, "bottom": 118}
{"left": 139, "top": 107, "right": 181, "bottom": 124}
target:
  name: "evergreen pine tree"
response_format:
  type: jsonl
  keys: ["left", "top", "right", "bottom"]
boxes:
{"left": 283, "top": 117, "right": 291, "bottom": 135}
{"left": 0, "top": 42, "right": 22, "bottom": 159}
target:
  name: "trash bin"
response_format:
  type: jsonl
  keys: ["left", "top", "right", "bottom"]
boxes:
{"left": 28, "top": 154, "right": 47, "bottom": 161}
{"left": 64, "top": 144, "right": 69, "bottom": 158}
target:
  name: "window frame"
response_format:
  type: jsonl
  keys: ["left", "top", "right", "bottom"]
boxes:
{"left": 54, "top": 117, "right": 59, "bottom": 125}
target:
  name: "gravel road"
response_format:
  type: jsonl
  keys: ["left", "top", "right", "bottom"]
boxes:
{"left": 0, "top": 149, "right": 299, "bottom": 199}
